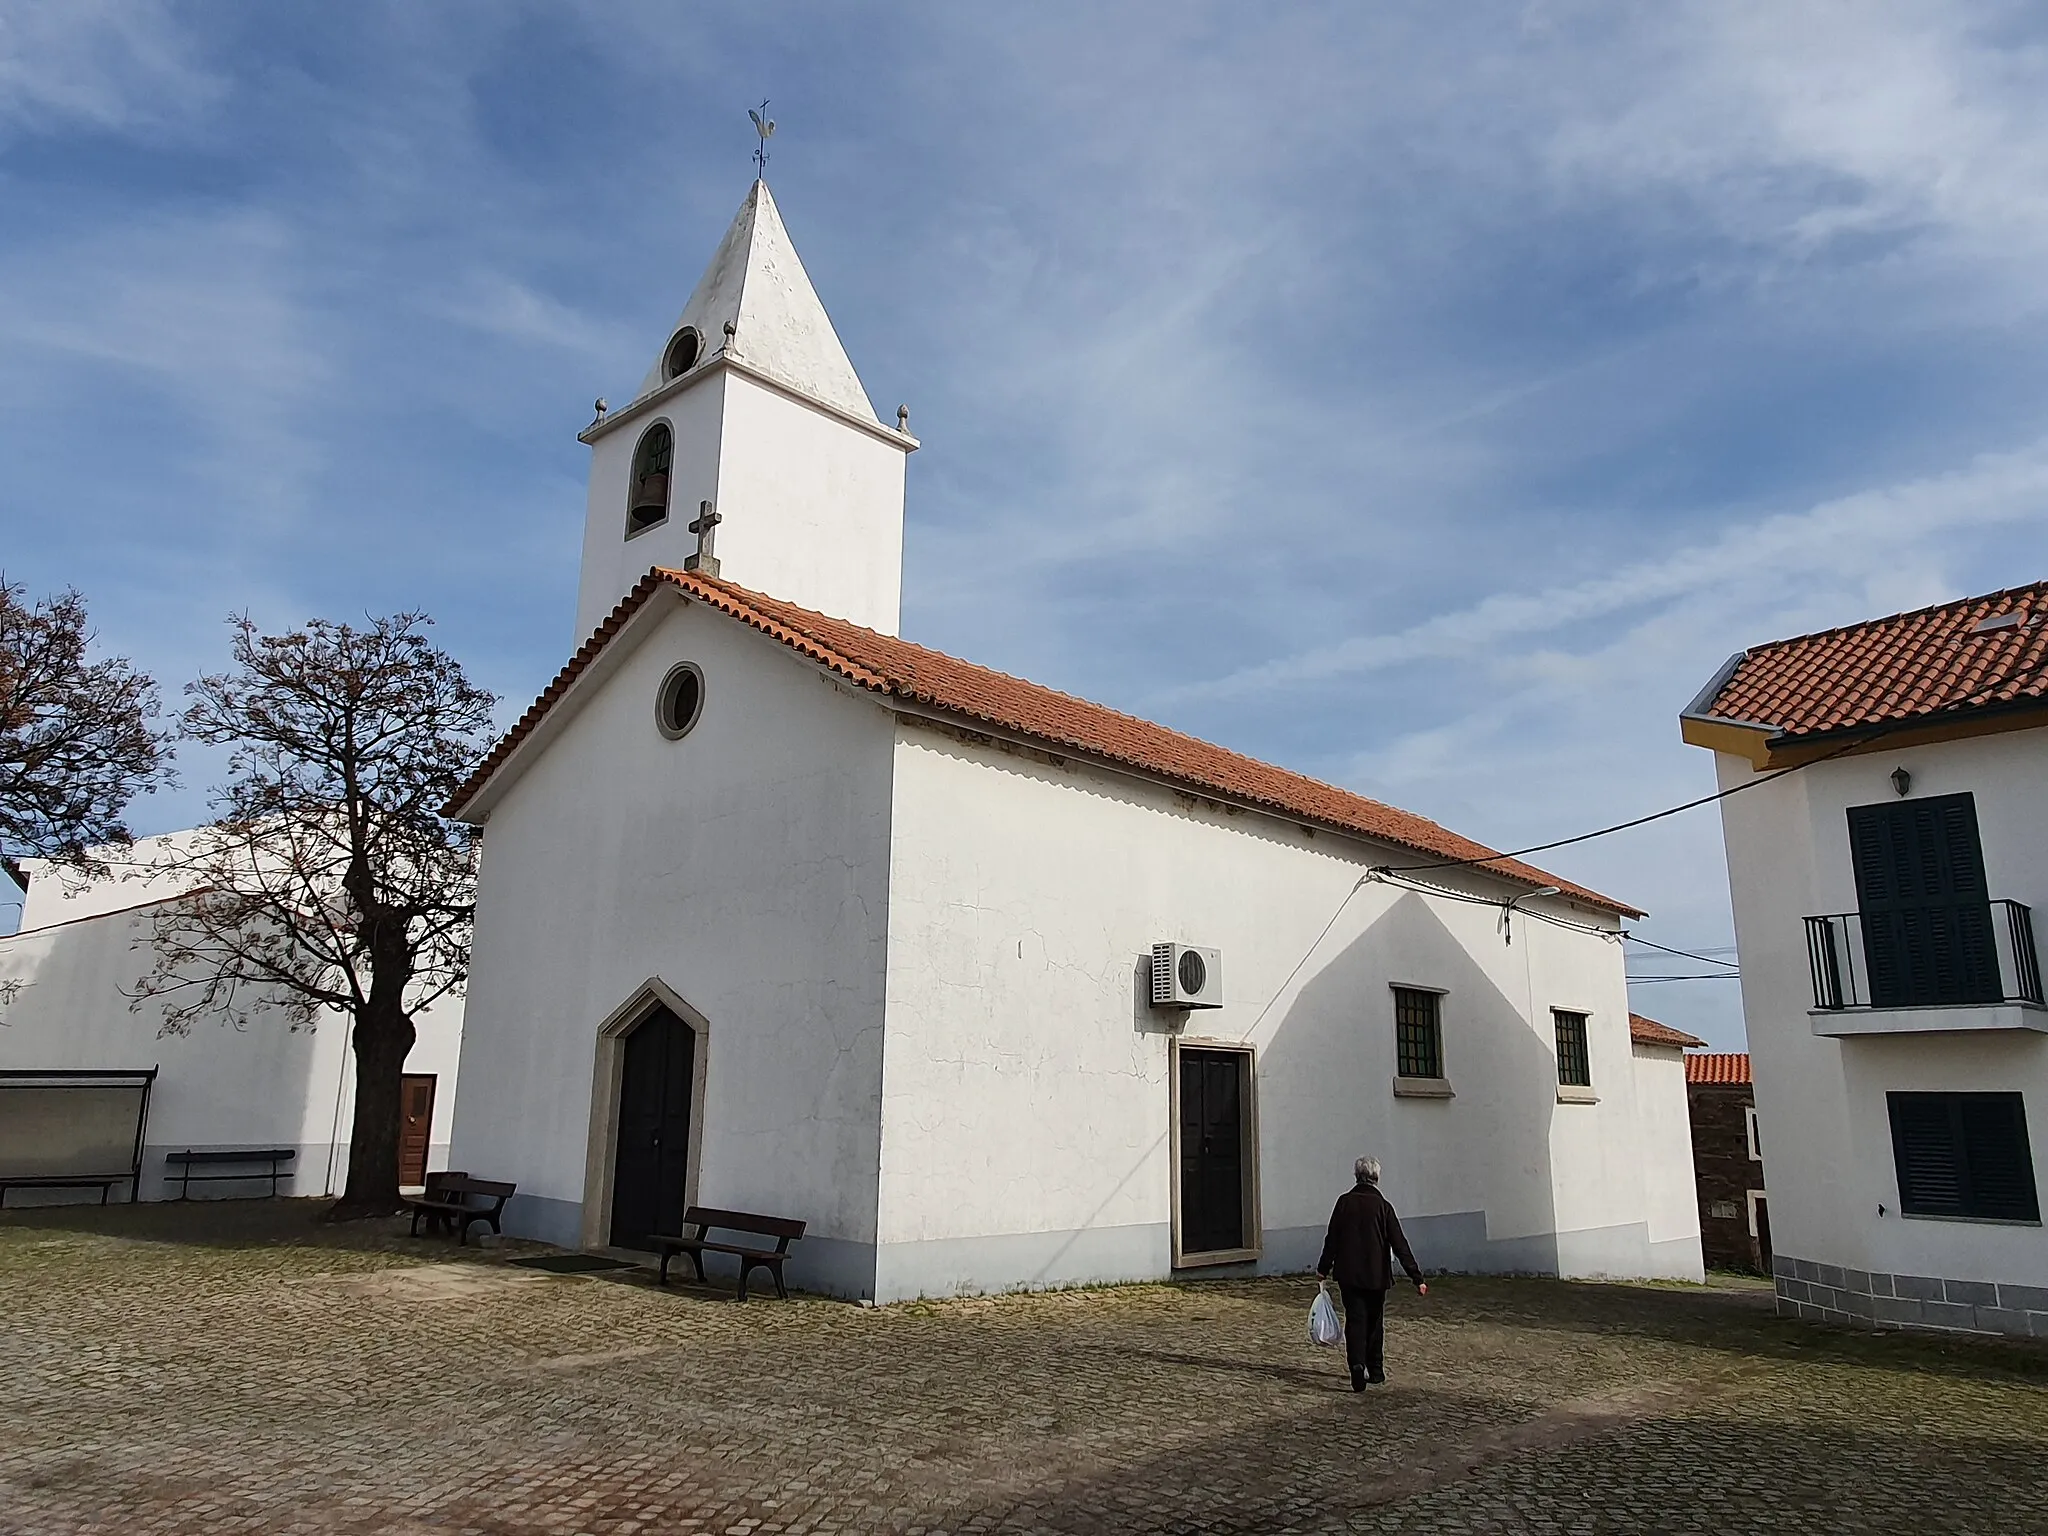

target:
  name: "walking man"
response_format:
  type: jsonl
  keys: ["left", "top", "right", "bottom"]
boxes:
{"left": 1316, "top": 1156, "right": 1427, "bottom": 1390}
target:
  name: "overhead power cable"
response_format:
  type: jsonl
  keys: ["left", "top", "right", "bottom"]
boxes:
{"left": 1627, "top": 974, "right": 1741, "bottom": 983}
{"left": 1373, "top": 734, "right": 1871, "bottom": 877}
{"left": 1622, "top": 933, "right": 1740, "bottom": 969}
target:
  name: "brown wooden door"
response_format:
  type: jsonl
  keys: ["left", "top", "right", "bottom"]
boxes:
{"left": 398, "top": 1074, "right": 435, "bottom": 1187}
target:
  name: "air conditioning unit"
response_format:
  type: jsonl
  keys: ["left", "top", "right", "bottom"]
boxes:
{"left": 1151, "top": 942, "right": 1223, "bottom": 1010}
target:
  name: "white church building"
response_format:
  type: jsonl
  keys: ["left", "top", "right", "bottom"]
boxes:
{"left": 446, "top": 179, "right": 1702, "bottom": 1300}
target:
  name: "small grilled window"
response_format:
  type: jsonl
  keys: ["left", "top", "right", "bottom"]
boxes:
{"left": 1393, "top": 988, "right": 1443, "bottom": 1080}
{"left": 1553, "top": 1010, "right": 1591, "bottom": 1088}
{"left": 1888, "top": 1092, "right": 2039, "bottom": 1222}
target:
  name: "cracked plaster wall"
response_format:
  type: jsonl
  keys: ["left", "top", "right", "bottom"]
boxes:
{"left": 872, "top": 724, "right": 1694, "bottom": 1297}
{"left": 452, "top": 597, "right": 894, "bottom": 1266}
{"left": 1713, "top": 731, "right": 2048, "bottom": 1297}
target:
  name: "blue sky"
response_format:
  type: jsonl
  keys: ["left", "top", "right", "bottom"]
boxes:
{"left": 6, "top": 2, "right": 2048, "bottom": 1046}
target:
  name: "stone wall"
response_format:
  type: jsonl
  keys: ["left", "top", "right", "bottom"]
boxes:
{"left": 1687, "top": 1082, "right": 1764, "bottom": 1272}
{"left": 1773, "top": 1254, "right": 2048, "bottom": 1337}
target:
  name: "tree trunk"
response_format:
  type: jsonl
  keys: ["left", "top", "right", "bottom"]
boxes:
{"left": 332, "top": 1001, "right": 417, "bottom": 1218}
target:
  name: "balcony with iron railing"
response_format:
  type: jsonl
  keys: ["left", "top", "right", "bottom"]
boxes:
{"left": 1803, "top": 899, "right": 2046, "bottom": 1036}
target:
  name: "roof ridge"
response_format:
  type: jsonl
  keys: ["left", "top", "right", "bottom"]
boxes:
{"left": 1744, "top": 579, "right": 2047, "bottom": 655}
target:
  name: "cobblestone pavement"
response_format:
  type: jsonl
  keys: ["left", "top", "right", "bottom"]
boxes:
{"left": 4, "top": 1203, "right": 2047, "bottom": 1534}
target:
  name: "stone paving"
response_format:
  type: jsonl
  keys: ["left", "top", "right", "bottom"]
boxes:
{"left": 4, "top": 1202, "right": 2047, "bottom": 1534}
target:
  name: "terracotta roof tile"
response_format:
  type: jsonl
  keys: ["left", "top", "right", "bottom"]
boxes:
{"left": 1695, "top": 581, "right": 2048, "bottom": 740}
{"left": 450, "top": 569, "right": 1642, "bottom": 916}
{"left": 1685, "top": 1052, "right": 1752, "bottom": 1086}
{"left": 1629, "top": 1012, "right": 1706, "bottom": 1050}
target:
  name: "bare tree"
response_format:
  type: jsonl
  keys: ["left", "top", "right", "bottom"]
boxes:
{"left": 0, "top": 579, "right": 171, "bottom": 874}
{"left": 134, "top": 613, "right": 496, "bottom": 1216}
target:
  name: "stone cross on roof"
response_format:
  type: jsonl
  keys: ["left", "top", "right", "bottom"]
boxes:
{"left": 684, "top": 501, "right": 721, "bottom": 576}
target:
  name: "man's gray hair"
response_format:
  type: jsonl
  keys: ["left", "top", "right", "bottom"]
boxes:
{"left": 1355, "top": 1156, "right": 1381, "bottom": 1184}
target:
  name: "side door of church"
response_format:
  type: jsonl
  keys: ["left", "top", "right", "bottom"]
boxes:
{"left": 1175, "top": 1044, "right": 1258, "bottom": 1263}
{"left": 610, "top": 1007, "right": 696, "bottom": 1251}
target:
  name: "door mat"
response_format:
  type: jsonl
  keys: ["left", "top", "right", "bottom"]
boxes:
{"left": 509, "top": 1253, "right": 640, "bottom": 1274}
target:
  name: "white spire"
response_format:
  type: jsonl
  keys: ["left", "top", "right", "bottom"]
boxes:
{"left": 636, "top": 180, "right": 876, "bottom": 420}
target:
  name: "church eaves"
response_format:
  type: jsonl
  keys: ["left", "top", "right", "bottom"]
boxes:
{"left": 448, "top": 568, "right": 1644, "bottom": 919}
{"left": 633, "top": 180, "right": 877, "bottom": 420}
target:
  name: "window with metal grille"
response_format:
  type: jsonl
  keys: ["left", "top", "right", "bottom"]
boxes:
{"left": 1392, "top": 988, "right": 1442, "bottom": 1080}
{"left": 1888, "top": 1091, "right": 2040, "bottom": 1222}
{"left": 1553, "top": 1010, "right": 1591, "bottom": 1087}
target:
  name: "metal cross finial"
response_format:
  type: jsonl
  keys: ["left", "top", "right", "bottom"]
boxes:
{"left": 748, "top": 101, "right": 776, "bottom": 180}
{"left": 685, "top": 500, "right": 723, "bottom": 576}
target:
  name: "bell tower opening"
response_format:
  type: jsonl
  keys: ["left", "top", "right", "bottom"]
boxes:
{"left": 626, "top": 422, "right": 673, "bottom": 537}
{"left": 662, "top": 328, "right": 701, "bottom": 380}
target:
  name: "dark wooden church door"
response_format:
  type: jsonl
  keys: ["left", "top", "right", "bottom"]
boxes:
{"left": 609, "top": 1007, "right": 696, "bottom": 1251}
{"left": 1848, "top": 793, "right": 1998, "bottom": 1008}
{"left": 1179, "top": 1048, "right": 1249, "bottom": 1257}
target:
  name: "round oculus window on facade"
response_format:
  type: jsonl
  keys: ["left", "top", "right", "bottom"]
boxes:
{"left": 656, "top": 663, "right": 704, "bottom": 739}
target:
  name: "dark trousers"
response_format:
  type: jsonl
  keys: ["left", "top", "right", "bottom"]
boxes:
{"left": 1339, "top": 1282, "right": 1387, "bottom": 1379}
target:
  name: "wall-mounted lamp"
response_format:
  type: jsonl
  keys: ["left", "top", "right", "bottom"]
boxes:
{"left": 1890, "top": 767, "right": 1912, "bottom": 797}
{"left": 1502, "top": 885, "right": 1564, "bottom": 945}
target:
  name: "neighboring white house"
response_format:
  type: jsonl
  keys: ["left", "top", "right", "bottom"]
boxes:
{"left": 0, "top": 833, "right": 462, "bottom": 1202}
{"left": 445, "top": 177, "right": 1703, "bottom": 1301}
{"left": 1683, "top": 583, "right": 2048, "bottom": 1336}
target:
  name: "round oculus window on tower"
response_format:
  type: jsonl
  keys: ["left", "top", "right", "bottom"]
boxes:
{"left": 655, "top": 663, "right": 705, "bottom": 740}
{"left": 663, "top": 327, "right": 702, "bottom": 380}
{"left": 1177, "top": 948, "right": 1208, "bottom": 996}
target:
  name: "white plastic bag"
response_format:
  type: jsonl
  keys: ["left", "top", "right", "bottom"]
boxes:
{"left": 1309, "top": 1282, "right": 1344, "bottom": 1347}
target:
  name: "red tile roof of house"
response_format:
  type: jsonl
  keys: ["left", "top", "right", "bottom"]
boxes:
{"left": 1629, "top": 1012, "right": 1706, "bottom": 1050}
{"left": 1685, "top": 1052, "right": 1752, "bottom": 1085}
{"left": 449, "top": 569, "right": 1642, "bottom": 916}
{"left": 1690, "top": 581, "right": 2048, "bottom": 741}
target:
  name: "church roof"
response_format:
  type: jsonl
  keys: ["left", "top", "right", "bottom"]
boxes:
{"left": 449, "top": 569, "right": 1643, "bottom": 917}
{"left": 633, "top": 180, "right": 877, "bottom": 420}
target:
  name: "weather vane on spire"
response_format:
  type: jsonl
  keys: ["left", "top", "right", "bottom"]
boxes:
{"left": 748, "top": 101, "right": 775, "bottom": 180}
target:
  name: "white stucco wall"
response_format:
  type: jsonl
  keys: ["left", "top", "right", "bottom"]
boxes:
{"left": 871, "top": 719, "right": 1696, "bottom": 1299}
{"left": 1713, "top": 726, "right": 2048, "bottom": 1306}
{"left": 574, "top": 370, "right": 907, "bottom": 641}
{"left": 448, "top": 593, "right": 898, "bottom": 1294}
{"left": 1629, "top": 1045, "right": 1705, "bottom": 1274}
{"left": 0, "top": 876, "right": 462, "bottom": 1202}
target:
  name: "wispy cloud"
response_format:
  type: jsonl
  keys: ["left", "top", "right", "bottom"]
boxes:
{"left": 0, "top": 0, "right": 221, "bottom": 137}
{"left": 1171, "top": 442, "right": 2048, "bottom": 701}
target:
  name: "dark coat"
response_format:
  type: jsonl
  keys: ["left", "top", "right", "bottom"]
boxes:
{"left": 1317, "top": 1180, "right": 1423, "bottom": 1291}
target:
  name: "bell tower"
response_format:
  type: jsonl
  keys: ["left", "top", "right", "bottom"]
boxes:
{"left": 573, "top": 180, "right": 917, "bottom": 639}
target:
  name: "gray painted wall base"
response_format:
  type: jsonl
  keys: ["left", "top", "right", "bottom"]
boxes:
{"left": 494, "top": 1198, "right": 1693, "bottom": 1303}
{"left": 1773, "top": 1252, "right": 2048, "bottom": 1338}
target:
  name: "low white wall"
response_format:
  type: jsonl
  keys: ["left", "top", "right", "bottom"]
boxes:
{"left": 0, "top": 884, "right": 462, "bottom": 1202}
{"left": 873, "top": 721, "right": 1692, "bottom": 1299}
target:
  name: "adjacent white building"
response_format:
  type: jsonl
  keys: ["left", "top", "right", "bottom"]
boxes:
{"left": 0, "top": 835, "right": 462, "bottom": 1201}
{"left": 1684, "top": 584, "right": 2048, "bottom": 1336}
{"left": 446, "top": 178, "right": 1703, "bottom": 1300}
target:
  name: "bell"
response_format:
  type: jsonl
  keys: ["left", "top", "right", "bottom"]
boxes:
{"left": 629, "top": 472, "right": 669, "bottom": 528}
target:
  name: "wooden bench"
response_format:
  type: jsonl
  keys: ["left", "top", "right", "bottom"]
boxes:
{"left": 649, "top": 1206, "right": 806, "bottom": 1300}
{"left": 403, "top": 1173, "right": 514, "bottom": 1244}
{"left": 0, "top": 1173, "right": 134, "bottom": 1208}
{"left": 165, "top": 1147, "right": 296, "bottom": 1200}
